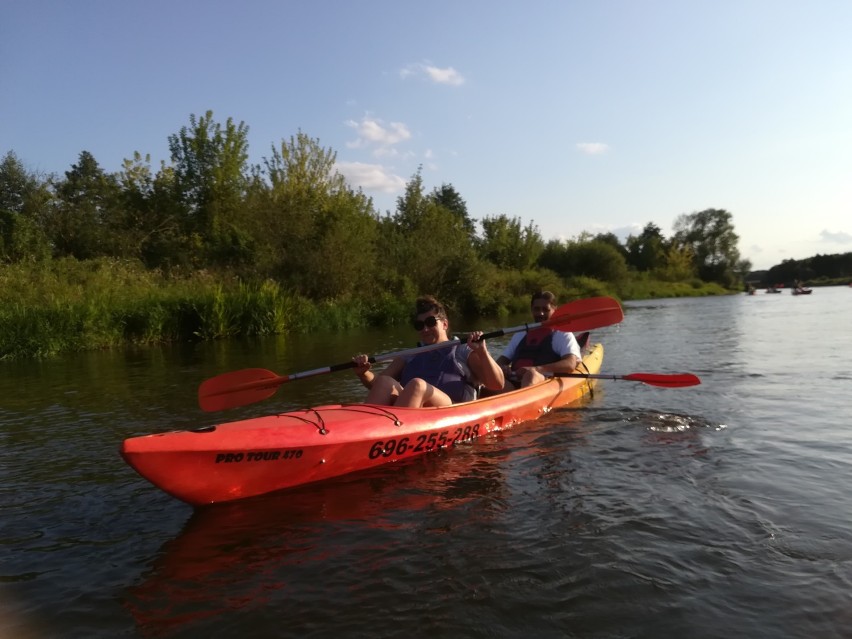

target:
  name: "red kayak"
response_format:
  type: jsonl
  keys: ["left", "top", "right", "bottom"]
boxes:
{"left": 121, "top": 344, "right": 604, "bottom": 506}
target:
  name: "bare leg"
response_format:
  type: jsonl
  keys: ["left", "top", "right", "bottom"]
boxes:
{"left": 396, "top": 378, "right": 453, "bottom": 408}
{"left": 365, "top": 375, "right": 403, "bottom": 405}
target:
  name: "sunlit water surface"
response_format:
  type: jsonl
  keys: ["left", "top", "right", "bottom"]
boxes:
{"left": 2, "top": 287, "right": 851, "bottom": 638}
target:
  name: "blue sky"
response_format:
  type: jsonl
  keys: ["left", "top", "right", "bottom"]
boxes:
{"left": 2, "top": 1, "right": 850, "bottom": 270}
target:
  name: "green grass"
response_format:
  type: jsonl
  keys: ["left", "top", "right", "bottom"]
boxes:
{"left": 0, "top": 258, "right": 380, "bottom": 360}
{"left": 0, "top": 257, "right": 738, "bottom": 360}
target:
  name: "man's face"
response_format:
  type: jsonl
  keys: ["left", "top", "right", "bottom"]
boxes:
{"left": 531, "top": 301, "right": 554, "bottom": 322}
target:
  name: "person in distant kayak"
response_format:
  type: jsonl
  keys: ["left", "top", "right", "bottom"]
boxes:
{"left": 352, "top": 295, "right": 504, "bottom": 407}
{"left": 496, "top": 291, "right": 582, "bottom": 389}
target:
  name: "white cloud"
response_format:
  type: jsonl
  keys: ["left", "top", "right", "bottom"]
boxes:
{"left": 335, "top": 161, "right": 406, "bottom": 194}
{"left": 345, "top": 117, "right": 411, "bottom": 151}
{"left": 611, "top": 224, "right": 643, "bottom": 241}
{"left": 400, "top": 62, "right": 465, "bottom": 86}
{"left": 424, "top": 65, "right": 464, "bottom": 86}
{"left": 576, "top": 142, "right": 610, "bottom": 155}
{"left": 819, "top": 229, "right": 852, "bottom": 243}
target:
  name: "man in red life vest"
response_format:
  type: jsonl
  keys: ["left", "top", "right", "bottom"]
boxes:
{"left": 496, "top": 291, "right": 582, "bottom": 389}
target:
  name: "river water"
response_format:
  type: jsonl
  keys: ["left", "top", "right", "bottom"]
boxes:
{"left": 2, "top": 287, "right": 851, "bottom": 638}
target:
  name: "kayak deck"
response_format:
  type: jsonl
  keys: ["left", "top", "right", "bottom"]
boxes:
{"left": 122, "top": 343, "right": 603, "bottom": 506}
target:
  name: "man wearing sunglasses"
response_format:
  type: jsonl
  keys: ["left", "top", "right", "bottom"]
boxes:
{"left": 496, "top": 291, "right": 582, "bottom": 390}
{"left": 352, "top": 295, "right": 504, "bottom": 407}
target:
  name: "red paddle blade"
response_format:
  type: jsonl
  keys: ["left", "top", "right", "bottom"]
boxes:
{"left": 623, "top": 373, "right": 701, "bottom": 387}
{"left": 198, "top": 368, "right": 283, "bottom": 412}
{"left": 548, "top": 296, "right": 624, "bottom": 331}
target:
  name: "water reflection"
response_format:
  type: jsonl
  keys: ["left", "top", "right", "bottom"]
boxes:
{"left": 6, "top": 290, "right": 852, "bottom": 638}
{"left": 123, "top": 445, "right": 509, "bottom": 635}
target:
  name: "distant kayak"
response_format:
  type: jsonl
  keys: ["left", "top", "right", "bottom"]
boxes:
{"left": 792, "top": 288, "right": 813, "bottom": 295}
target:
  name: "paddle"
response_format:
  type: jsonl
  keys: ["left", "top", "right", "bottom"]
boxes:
{"left": 552, "top": 372, "right": 701, "bottom": 387}
{"left": 198, "top": 296, "right": 624, "bottom": 411}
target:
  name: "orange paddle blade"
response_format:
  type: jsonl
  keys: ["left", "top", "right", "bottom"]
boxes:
{"left": 547, "top": 296, "right": 624, "bottom": 332}
{"left": 198, "top": 368, "right": 285, "bottom": 412}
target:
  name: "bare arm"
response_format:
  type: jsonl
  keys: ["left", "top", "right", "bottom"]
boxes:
{"left": 530, "top": 353, "right": 579, "bottom": 376}
{"left": 466, "top": 332, "right": 505, "bottom": 391}
{"left": 353, "top": 355, "right": 405, "bottom": 389}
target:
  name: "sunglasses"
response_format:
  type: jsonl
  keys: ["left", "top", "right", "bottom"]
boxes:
{"left": 412, "top": 315, "right": 440, "bottom": 331}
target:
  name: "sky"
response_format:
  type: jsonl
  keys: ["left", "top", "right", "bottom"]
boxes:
{"left": 2, "top": 1, "right": 850, "bottom": 271}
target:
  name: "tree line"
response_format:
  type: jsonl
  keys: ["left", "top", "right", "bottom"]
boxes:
{"left": 2, "top": 111, "right": 750, "bottom": 316}
{"left": 757, "top": 253, "right": 852, "bottom": 286}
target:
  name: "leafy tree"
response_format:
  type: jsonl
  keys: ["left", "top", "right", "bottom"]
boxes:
{"left": 672, "top": 208, "right": 741, "bottom": 286}
{"left": 116, "top": 152, "right": 187, "bottom": 269}
{"left": 0, "top": 152, "right": 52, "bottom": 262}
{"left": 478, "top": 214, "right": 543, "bottom": 270}
{"left": 168, "top": 111, "right": 251, "bottom": 266}
{"left": 592, "top": 232, "right": 628, "bottom": 260}
{"left": 247, "top": 132, "right": 378, "bottom": 298}
{"left": 391, "top": 168, "right": 428, "bottom": 233}
{"left": 808, "top": 252, "right": 852, "bottom": 279}
{"left": 653, "top": 244, "right": 695, "bottom": 281}
{"left": 626, "top": 222, "right": 666, "bottom": 272}
{"left": 569, "top": 240, "right": 629, "bottom": 283}
{"left": 428, "top": 183, "right": 476, "bottom": 241}
{"left": 734, "top": 257, "right": 753, "bottom": 285}
{"left": 380, "top": 170, "right": 480, "bottom": 311}
{"left": 50, "top": 151, "right": 121, "bottom": 259}
{"left": 766, "top": 258, "right": 799, "bottom": 286}
{"left": 539, "top": 238, "right": 628, "bottom": 284}
{"left": 763, "top": 252, "right": 852, "bottom": 285}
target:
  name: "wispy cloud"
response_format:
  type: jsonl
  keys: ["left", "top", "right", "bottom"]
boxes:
{"left": 345, "top": 116, "right": 411, "bottom": 157}
{"left": 576, "top": 142, "right": 610, "bottom": 155}
{"left": 820, "top": 229, "right": 852, "bottom": 243}
{"left": 335, "top": 161, "right": 406, "bottom": 194}
{"left": 400, "top": 62, "right": 465, "bottom": 86}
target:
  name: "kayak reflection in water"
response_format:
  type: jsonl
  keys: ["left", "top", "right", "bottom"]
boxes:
{"left": 352, "top": 295, "right": 504, "bottom": 408}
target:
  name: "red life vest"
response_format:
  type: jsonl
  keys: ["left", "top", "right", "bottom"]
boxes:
{"left": 511, "top": 328, "right": 560, "bottom": 371}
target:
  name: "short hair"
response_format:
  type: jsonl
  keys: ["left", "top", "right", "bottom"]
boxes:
{"left": 413, "top": 295, "right": 447, "bottom": 319}
{"left": 530, "top": 291, "right": 557, "bottom": 307}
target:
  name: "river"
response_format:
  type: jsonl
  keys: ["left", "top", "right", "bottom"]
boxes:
{"left": 2, "top": 287, "right": 851, "bottom": 638}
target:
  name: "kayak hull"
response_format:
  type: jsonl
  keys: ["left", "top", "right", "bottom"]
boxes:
{"left": 122, "top": 344, "right": 603, "bottom": 506}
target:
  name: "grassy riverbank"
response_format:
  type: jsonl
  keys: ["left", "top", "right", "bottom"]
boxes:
{"left": 0, "top": 258, "right": 730, "bottom": 361}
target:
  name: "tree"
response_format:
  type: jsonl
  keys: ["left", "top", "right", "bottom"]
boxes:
{"left": 0, "top": 151, "right": 52, "bottom": 262}
{"left": 654, "top": 244, "right": 695, "bottom": 281}
{"left": 478, "top": 214, "right": 543, "bottom": 271}
{"left": 116, "top": 152, "right": 187, "bottom": 268}
{"left": 50, "top": 151, "right": 121, "bottom": 259}
{"left": 247, "top": 132, "right": 378, "bottom": 298}
{"left": 379, "top": 170, "right": 480, "bottom": 311}
{"left": 626, "top": 222, "right": 666, "bottom": 272}
{"left": 428, "top": 183, "right": 476, "bottom": 241}
{"left": 168, "top": 111, "right": 251, "bottom": 266}
{"left": 672, "top": 208, "right": 741, "bottom": 286}
{"left": 538, "top": 238, "right": 628, "bottom": 284}
{"left": 592, "top": 232, "right": 628, "bottom": 260}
